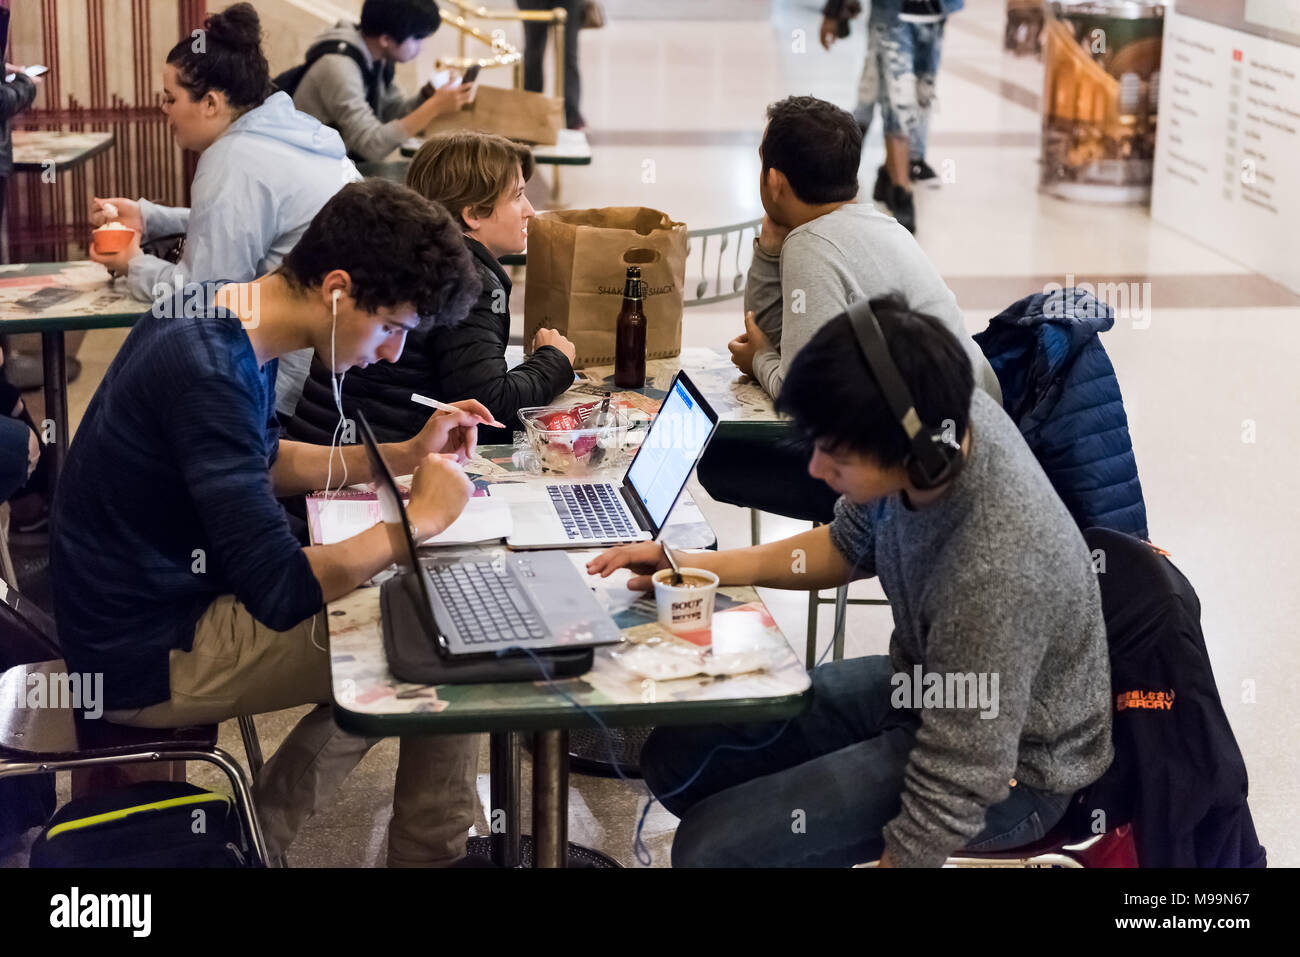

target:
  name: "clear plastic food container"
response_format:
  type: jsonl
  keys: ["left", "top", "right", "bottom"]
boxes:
{"left": 516, "top": 403, "right": 631, "bottom": 475}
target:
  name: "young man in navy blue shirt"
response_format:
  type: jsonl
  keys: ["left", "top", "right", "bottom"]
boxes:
{"left": 51, "top": 179, "right": 495, "bottom": 866}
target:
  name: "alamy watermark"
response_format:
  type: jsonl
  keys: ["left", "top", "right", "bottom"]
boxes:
{"left": 50, "top": 887, "right": 151, "bottom": 937}
{"left": 891, "top": 665, "right": 1000, "bottom": 719}
{"left": 150, "top": 275, "right": 260, "bottom": 327}
{"left": 12, "top": 670, "right": 103, "bottom": 719}
{"left": 1043, "top": 274, "right": 1152, "bottom": 330}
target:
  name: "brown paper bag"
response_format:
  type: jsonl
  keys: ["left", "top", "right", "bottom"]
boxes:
{"left": 422, "top": 84, "right": 562, "bottom": 145}
{"left": 524, "top": 207, "right": 687, "bottom": 367}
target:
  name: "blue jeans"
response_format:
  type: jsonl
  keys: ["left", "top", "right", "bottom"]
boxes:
{"left": 855, "top": 17, "right": 946, "bottom": 159}
{"left": 641, "top": 655, "right": 1073, "bottom": 867}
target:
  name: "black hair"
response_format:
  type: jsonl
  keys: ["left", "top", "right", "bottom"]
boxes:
{"left": 360, "top": 0, "right": 442, "bottom": 42}
{"left": 776, "top": 294, "right": 975, "bottom": 468}
{"left": 166, "top": 3, "right": 274, "bottom": 112}
{"left": 280, "top": 179, "right": 481, "bottom": 329}
{"left": 760, "top": 95, "right": 863, "bottom": 205}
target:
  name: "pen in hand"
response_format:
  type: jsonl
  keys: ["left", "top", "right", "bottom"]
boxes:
{"left": 410, "top": 392, "right": 506, "bottom": 430}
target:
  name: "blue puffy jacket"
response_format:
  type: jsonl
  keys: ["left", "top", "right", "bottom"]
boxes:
{"left": 973, "top": 288, "right": 1149, "bottom": 539}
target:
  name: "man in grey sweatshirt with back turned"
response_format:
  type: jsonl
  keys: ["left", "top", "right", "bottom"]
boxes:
{"left": 589, "top": 296, "right": 1112, "bottom": 867}
{"left": 728, "top": 95, "right": 1002, "bottom": 406}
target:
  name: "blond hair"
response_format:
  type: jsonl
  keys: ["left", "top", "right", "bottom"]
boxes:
{"left": 406, "top": 131, "right": 535, "bottom": 230}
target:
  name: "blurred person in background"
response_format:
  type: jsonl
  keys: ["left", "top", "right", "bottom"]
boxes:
{"left": 289, "top": 0, "right": 475, "bottom": 164}
{"left": 516, "top": 0, "right": 585, "bottom": 130}
{"left": 822, "top": 0, "right": 960, "bottom": 234}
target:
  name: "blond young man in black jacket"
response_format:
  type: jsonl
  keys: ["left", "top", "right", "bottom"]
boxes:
{"left": 287, "top": 131, "right": 575, "bottom": 445}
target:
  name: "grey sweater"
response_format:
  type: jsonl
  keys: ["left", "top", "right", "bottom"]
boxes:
{"left": 290, "top": 21, "right": 428, "bottom": 163}
{"left": 828, "top": 389, "right": 1113, "bottom": 868}
{"left": 746, "top": 202, "right": 1001, "bottom": 404}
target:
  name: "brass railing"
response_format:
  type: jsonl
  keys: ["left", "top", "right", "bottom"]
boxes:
{"left": 437, "top": 2, "right": 568, "bottom": 101}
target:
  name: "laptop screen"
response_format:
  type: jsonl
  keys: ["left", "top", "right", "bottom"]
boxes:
{"left": 354, "top": 412, "right": 445, "bottom": 640}
{"left": 624, "top": 373, "right": 717, "bottom": 534}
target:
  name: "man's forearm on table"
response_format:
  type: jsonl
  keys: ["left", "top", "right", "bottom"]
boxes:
{"left": 683, "top": 526, "right": 851, "bottom": 591}
{"left": 305, "top": 522, "right": 395, "bottom": 604}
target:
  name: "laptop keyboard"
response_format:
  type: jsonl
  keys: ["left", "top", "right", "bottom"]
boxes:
{"left": 546, "top": 483, "right": 639, "bottom": 541}
{"left": 426, "top": 562, "right": 547, "bottom": 645}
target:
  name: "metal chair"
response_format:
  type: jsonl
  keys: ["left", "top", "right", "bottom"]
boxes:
{"left": 0, "top": 502, "right": 17, "bottom": 588}
{"left": 0, "top": 585, "right": 273, "bottom": 865}
{"left": 0, "top": 659, "right": 271, "bottom": 866}
{"left": 682, "top": 219, "right": 763, "bottom": 308}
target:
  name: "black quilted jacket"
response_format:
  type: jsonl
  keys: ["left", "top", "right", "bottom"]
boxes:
{"left": 285, "top": 236, "right": 573, "bottom": 446}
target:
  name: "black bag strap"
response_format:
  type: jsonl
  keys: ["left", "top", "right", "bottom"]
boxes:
{"left": 276, "top": 36, "right": 387, "bottom": 114}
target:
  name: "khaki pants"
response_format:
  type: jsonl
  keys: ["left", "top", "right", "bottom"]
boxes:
{"left": 105, "top": 595, "right": 481, "bottom": 867}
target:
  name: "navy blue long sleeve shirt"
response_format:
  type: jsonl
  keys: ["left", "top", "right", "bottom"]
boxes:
{"left": 51, "top": 295, "right": 324, "bottom": 710}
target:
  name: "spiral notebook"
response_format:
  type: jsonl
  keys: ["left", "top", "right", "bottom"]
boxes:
{"left": 306, "top": 488, "right": 513, "bottom": 547}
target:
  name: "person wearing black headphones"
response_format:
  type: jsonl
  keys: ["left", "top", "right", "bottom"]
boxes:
{"left": 588, "top": 294, "right": 1114, "bottom": 868}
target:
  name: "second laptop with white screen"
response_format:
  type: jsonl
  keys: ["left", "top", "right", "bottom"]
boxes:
{"left": 488, "top": 371, "right": 719, "bottom": 549}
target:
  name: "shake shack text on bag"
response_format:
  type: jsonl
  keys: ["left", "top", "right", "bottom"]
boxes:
{"left": 524, "top": 207, "right": 687, "bottom": 367}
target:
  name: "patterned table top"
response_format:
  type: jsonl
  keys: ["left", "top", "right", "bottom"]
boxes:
{"left": 12, "top": 130, "right": 115, "bottom": 171}
{"left": 568, "top": 346, "right": 779, "bottom": 422}
{"left": 0, "top": 261, "right": 149, "bottom": 332}
{"left": 326, "top": 370, "right": 806, "bottom": 734}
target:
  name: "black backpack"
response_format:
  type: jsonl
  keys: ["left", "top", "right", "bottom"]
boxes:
{"left": 273, "top": 37, "right": 395, "bottom": 114}
{"left": 30, "top": 781, "right": 250, "bottom": 868}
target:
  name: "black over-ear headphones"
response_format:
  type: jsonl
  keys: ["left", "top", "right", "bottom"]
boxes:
{"left": 845, "top": 300, "right": 964, "bottom": 491}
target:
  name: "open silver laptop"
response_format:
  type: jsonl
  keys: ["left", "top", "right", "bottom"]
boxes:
{"left": 357, "top": 411, "right": 620, "bottom": 657}
{"left": 488, "top": 371, "right": 719, "bottom": 549}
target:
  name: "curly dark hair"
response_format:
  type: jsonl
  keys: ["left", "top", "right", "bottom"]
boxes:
{"left": 166, "top": 3, "right": 274, "bottom": 112}
{"left": 279, "top": 179, "right": 481, "bottom": 329}
{"left": 760, "top": 95, "right": 863, "bottom": 205}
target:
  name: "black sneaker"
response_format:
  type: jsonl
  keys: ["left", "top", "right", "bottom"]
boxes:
{"left": 872, "top": 165, "right": 891, "bottom": 203}
{"left": 910, "top": 158, "right": 940, "bottom": 185}
{"left": 899, "top": 0, "right": 945, "bottom": 23}
{"left": 887, "top": 184, "right": 916, "bottom": 235}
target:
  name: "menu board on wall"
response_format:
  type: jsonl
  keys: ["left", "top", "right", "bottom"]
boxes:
{"left": 1151, "top": 0, "right": 1300, "bottom": 293}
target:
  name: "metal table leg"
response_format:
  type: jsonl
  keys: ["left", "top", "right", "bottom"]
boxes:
{"left": 532, "top": 728, "right": 569, "bottom": 868}
{"left": 831, "top": 584, "right": 849, "bottom": 661}
{"left": 41, "top": 330, "right": 68, "bottom": 489}
{"left": 489, "top": 731, "right": 521, "bottom": 868}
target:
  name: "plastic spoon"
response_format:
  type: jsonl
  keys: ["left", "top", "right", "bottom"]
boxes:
{"left": 663, "top": 542, "right": 684, "bottom": 586}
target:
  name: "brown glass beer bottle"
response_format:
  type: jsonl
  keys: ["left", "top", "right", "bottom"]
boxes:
{"left": 614, "top": 265, "right": 647, "bottom": 388}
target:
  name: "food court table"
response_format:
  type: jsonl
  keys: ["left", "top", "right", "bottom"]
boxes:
{"left": 0, "top": 261, "right": 149, "bottom": 484}
{"left": 325, "top": 434, "right": 811, "bottom": 867}
{"left": 11, "top": 130, "right": 115, "bottom": 172}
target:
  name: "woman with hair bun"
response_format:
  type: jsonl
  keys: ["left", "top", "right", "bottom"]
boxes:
{"left": 89, "top": 3, "right": 359, "bottom": 415}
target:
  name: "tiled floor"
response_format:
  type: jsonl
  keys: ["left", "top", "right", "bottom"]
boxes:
{"left": 5, "top": 0, "right": 1296, "bottom": 868}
